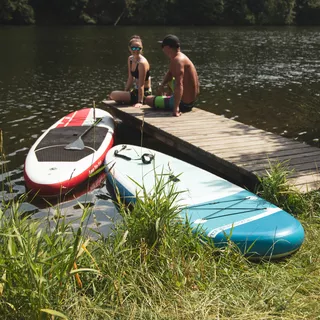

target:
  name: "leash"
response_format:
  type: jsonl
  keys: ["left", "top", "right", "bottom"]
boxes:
{"left": 114, "top": 145, "right": 154, "bottom": 164}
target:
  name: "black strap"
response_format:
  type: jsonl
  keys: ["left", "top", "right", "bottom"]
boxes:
{"left": 141, "top": 153, "right": 154, "bottom": 164}
{"left": 114, "top": 145, "right": 154, "bottom": 164}
{"left": 114, "top": 150, "right": 131, "bottom": 160}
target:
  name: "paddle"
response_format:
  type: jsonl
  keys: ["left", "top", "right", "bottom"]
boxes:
{"left": 64, "top": 118, "right": 102, "bottom": 151}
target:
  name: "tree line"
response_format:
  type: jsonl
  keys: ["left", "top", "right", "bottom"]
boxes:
{"left": 0, "top": 0, "right": 319, "bottom": 25}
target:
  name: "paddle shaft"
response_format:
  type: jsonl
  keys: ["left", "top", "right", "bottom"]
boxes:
{"left": 79, "top": 117, "right": 102, "bottom": 139}
{"left": 64, "top": 117, "right": 102, "bottom": 150}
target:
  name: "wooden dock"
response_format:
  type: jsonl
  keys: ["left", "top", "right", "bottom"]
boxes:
{"left": 103, "top": 100, "right": 320, "bottom": 193}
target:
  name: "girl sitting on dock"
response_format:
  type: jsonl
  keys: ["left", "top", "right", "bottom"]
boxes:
{"left": 109, "top": 35, "right": 152, "bottom": 108}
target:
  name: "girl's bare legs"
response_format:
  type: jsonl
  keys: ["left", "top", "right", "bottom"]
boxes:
{"left": 109, "top": 91, "right": 131, "bottom": 104}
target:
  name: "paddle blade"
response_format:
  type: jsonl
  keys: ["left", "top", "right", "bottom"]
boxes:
{"left": 64, "top": 137, "right": 85, "bottom": 150}
{"left": 64, "top": 117, "right": 102, "bottom": 151}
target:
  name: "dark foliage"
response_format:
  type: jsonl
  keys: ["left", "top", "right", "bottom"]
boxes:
{"left": 0, "top": 0, "right": 319, "bottom": 25}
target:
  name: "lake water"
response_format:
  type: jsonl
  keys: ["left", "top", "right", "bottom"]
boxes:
{"left": 1, "top": 25, "right": 320, "bottom": 227}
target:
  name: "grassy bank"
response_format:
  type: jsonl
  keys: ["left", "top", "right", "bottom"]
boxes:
{"left": 1, "top": 143, "right": 320, "bottom": 319}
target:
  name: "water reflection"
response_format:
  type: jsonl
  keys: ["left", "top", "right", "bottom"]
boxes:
{"left": 1, "top": 170, "right": 122, "bottom": 238}
{"left": 30, "top": 186, "right": 122, "bottom": 239}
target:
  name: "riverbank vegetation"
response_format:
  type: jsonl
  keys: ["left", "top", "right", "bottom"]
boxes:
{"left": 1, "top": 147, "right": 320, "bottom": 319}
{"left": 0, "top": 0, "right": 319, "bottom": 26}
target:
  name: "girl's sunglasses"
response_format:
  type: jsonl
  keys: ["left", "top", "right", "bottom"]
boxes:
{"left": 131, "top": 46, "right": 141, "bottom": 51}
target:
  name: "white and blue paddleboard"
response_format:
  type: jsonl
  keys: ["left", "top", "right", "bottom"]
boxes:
{"left": 105, "top": 144, "right": 304, "bottom": 259}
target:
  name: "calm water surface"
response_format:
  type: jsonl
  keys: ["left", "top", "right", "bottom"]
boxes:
{"left": 1, "top": 26, "right": 320, "bottom": 227}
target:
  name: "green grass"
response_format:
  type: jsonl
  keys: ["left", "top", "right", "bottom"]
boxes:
{"left": 255, "top": 160, "right": 317, "bottom": 218}
{"left": 1, "top": 139, "right": 320, "bottom": 319}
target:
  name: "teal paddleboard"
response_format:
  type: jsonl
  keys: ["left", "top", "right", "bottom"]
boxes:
{"left": 105, "top": 144, "right": 305, "bottom": 259}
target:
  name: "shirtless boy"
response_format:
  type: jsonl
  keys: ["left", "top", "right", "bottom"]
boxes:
{"left": 145, "top": 34, "right": 200, "bottom": 117}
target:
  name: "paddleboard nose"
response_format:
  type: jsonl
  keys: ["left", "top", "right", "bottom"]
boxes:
{"left": 212, "top": 210, "right": 305, "bottom": 259}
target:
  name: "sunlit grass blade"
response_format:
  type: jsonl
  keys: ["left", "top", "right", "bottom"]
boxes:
{"left": 40, "top": 309, "right": 68, "bottom": 319}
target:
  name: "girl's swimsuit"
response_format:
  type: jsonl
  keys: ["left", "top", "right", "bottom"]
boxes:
{"left": 130, "top": 59, "right": 150, "bottom": 81}
{"left": 130, "top": 88, "right": 152, "bottom": 104}
{"left": 129, "top": 58, "right": 151, "bottom": 104}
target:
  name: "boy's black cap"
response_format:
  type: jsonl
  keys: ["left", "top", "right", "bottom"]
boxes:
{"left": 161, "top": 34, "right": 180, "bottom": 48}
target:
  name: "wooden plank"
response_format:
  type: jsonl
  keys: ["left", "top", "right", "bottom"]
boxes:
{"left": 176, "top": 132, "right": 290, "bottom": 143}
{"left": 234, "top": 150, "right": 320, "bottom": 165}
{"left": 252, "top": 164, "right": 320, "bottom": 177}
{"left": 149, "top": 114, "right": 238, "bottom": 123}
{"left": 188, "top": 142, "right": 284, "bottom": 153}
{"left": 161, "top": 126, "right": 274, "bottom": 136}
{"left": 152, "top": 121, "right": 264, "bottom": 133}
{"left": 213, "top": 147, "right": 317, "bottom": 161}
{"left": 239, "top": 156, "right": 320, "bottom": 172}
{"left": 174, "top": 129, "right": 294, "bottom": 141}
{"left": 194, "top": 139, "right": 304, "bottom": 151}
{"left": 162, "top": 125, "right": 275, "bottom": 135}
{"left": 287, "top": 174, "right": 320, "bottom": 193}
{"left": 224, "top": 148, "right": 320, "bottom": 162}
{"left": 291, "top": 174, "right": 320, "bottom": 188}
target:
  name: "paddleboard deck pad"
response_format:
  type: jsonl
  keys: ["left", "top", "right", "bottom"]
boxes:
{"left": 105, "top": 144, "right": 305, "bottom": 259}
{"left": 24, "top": 108, "right": 114, "bottom": 196}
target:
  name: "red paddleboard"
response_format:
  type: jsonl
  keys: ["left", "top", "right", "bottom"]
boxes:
{"left": 24, "top": 108, "right": 114, "bottom": 196}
